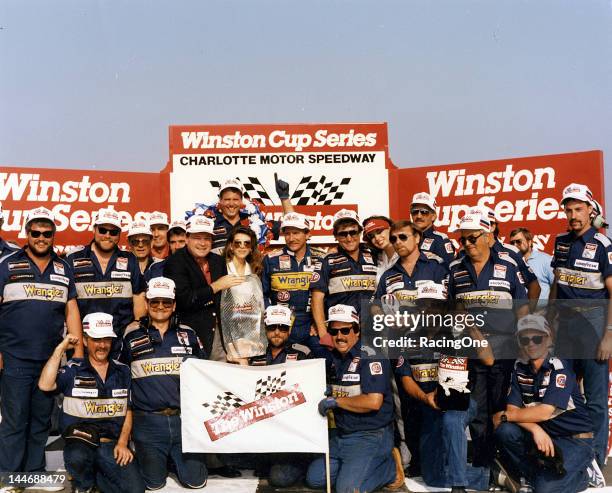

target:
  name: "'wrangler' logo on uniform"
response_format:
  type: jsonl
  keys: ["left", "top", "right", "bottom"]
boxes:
{"left": 84, "top": 401, "right": 125, "bottom": 416}
{"left": 63, "top": 397, "right": 128, "bottom": 419}
{"left": 76, "top": 281, "right": 132, "bottom": 299}
{"left": 328, "top": 275, "right": 376, "bottom": 295}
{"left": 23, "top": 284, "right": 64, "bottom": 300}
{"left": 340, "top": 277, "right": 375, "bottom": 289}
{"left": 83, "top": 284, "right": 123, "bottom": 296}
{"left": 271, "top": 273, "right": 312, "bottom": 290}
{"left": 131, "top": 357, "right": 183, "bottom": 379}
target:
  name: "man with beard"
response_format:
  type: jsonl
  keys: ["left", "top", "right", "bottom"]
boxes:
{"left": 548, "top": 183, "right": 612, "bottom": 467}
{"left": 262, "top": 212, "right": 326, "bottom": 351}
{"left": 67, "top": 208, "right": 146, "bottom": 358}
{"left": 149, "top": 211, "right": 170, "bottom": 260}
{"left": 0, "top": 207, "right": 83, "bottom": 490}
{"left": 249, "top": 305, "right": 312, "bottom": 487}
{"left": 39, "top": 313, "right": 144, "bottom": 493}
{"left": 310, "top": 209, "right": 377, "bottom": 348}
{"left": 410, "top": 192, "right": 455, "bottom": 267}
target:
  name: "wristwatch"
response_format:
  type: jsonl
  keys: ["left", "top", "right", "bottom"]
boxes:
{"left": 500, "top": 412, "right": 508, "bottom": 423}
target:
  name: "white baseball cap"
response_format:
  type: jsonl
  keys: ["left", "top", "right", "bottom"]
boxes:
{"left": 149, "top": 211, "right": 170, "bottom": 227}
{"left": 219, "top": 178, "right": 244, "bottom": 196}
{"left": 410, "top": 192, "right": 437, "bottom": 211}
{"left": 146, "top": 277, "right": 176, "bottom": 300}
{"left": 450, "top": 211, "right": 491, "bottom": 232}
{"left": 83, "top": 312, "right": 116, "bottom": 339}
{"left": 25, "top": 207, "right": 56, "bottom": 227}
{"left": 517, "top": 315, "right": 551, "bottom": 336}
{"left": 327, "top": 304, "right": 360, "bottom": 324}
{"left": 417, "top": 282, "right": 447, "bottom": 301}
{"left": 281, "top": 212, "right": 310, "bottom": 231}
{"left": 333, "top": 209, "right": 360, "bottom": 228}
{"left": 127, "top": 220, "right": 152, "bottom": 238}
{"left": 169, "top": 219, "right": 187, "bottom": 232}
{"left": 186, "top": 215, "right": 214, "bottom": 234}
{"left": 94, "top": 208, "right": 122, "bottom": 229}
{"left": 561, "top": 183, "right": 594, "bottom": 206}
{"left": 466, "top": 206, "right": 497, "bottom": 232}
{"left": 264, "top": 305, "right": 293, "bottom": 326}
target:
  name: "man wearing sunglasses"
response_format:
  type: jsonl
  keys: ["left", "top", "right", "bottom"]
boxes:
{"left": 548, "top": 183, "right": 612, "bottom": 468}
{"left": 311, "top": 209, "right": 377, "bottom": 349}
{"left": 0, "top": 207, "right": 83, "bottom": 489}
{"left": 126, "top": 220, "right": 165, "bottom": 283}
{"left": 447, "top": 211, "right": 528, "bottom": 477}
{"left": 262, "top": 212, "right": 326, "bottom": 352}
{"left": 67, "top": 208, "right": 146, "bottom": 358}
{"left": 306, "top": 304, "right": 404, "bottom": 493}
{"left": 249, "top": 305, "right": 312, "bottom": 487}
{"left": 493, "top": 315, "right": 602, "bottom": 492}
{"left": 121, "top": 277, "right": 207, "bottom": 491}
{"left": 410, "top": 192, "right": 455, "bottom": 267}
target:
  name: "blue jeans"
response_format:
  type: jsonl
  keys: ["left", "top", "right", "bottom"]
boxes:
{"left": 420, "top": 399, "right": 489, "bottom": 490}
{"left": 495, "top": 422, "right": 592, "bottom": 493}
{"left": 132, "top": 412, "right": 207, "bottom": 489}
{"left": 306, "top": 425, "right": 396, "bottom": 493}
{"left": 557, "top": 308, "right": 608, "bottom": 466}
{"left": 64, "top": 440, "right": 144, "bottom": 493}
{"left": 0, "top": 355, "right": 54, "bottom": 472}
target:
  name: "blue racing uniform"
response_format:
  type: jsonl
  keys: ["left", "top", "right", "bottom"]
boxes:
{"left": 419, "top": 227, "right": 455, "bottom": 267}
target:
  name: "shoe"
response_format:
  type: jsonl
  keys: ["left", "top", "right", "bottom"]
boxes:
{"left": 518, "top": 477, "right": 533, "bottom": 493}
{"left": 208, "top": 465, "right": 242, "bottom": 478}
{"left": 383, "top": 447, "right": 406, "bottom": 491}
{"left": 587, "top": 458, "right": 606, "bottom": 488}
{"left": 491, "top": 457, "right": 519, "bottom": 493}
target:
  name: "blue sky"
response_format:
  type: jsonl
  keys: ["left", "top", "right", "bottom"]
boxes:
{"left": 1, "top": 0, "right": 611, "bottom": 208}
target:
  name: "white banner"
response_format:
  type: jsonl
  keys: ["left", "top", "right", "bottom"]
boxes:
{"left": 180, "top": 359, "right": 329, "bottom": 454}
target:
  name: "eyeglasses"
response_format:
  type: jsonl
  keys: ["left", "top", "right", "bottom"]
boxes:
{"left": 336, "top": 230, "right": 360, "bottom": 239}
{"left": 328, "top": 327, "right": 358, "bottom": 336}
{"left": 97, "top": 226, "right": 121, "bottom": 236}
{"left": 149, "top": 299, "right": 174, "bottom": 308}
{"left": 129, "top": 238, "right": 151, "bottom": 246}
{"left": 29, "top": 230, "right": 54, "bottom": 239}
{"left": 411, "top": 208, "right": 432, "bottom": 216}
{"left": 509, "top": 239, "right": 523, "bottom": 246}
{"left": 519, "top": 335, "right": 544, "bottom": 346}
{"left": 265, "top": 325, "right": 290, "bottom": 333}
{"left": 390, "top": 233, "right": 413, "bottom": 244}
{"left": 232, "top": 240, "right": 252, "bottom": 248}
{"left": 459, "top": 233, "right": 484, "bottom": 245}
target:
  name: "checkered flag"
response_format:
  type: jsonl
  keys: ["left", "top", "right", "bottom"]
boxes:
{"left": 202, "top": 391, "right": 246, "bottom": 416}
{"left": 291, "top": 176, "right": 351, "bottom": 205}
{"left": 210, "top": 177, "right": 274, "bottom": 205}
{"left": 254, "top": 371, "right": 287, "bottom": 400}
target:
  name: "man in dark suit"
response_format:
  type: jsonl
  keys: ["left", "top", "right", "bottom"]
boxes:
{"left": 164, "top": 215, "right": 244, "bottom": 360}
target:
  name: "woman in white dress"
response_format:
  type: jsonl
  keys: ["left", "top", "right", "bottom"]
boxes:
{"left": 221, "top": 225, "right": 265, "bottom": 364}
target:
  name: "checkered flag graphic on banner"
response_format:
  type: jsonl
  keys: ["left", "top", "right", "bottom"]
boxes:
{"left": 254, "top": 371, "right": 287, "bottom": 400}
{"left": 291, "top": 176, "right": 351, "bottom": 205}
{"left": 210, "top": 177, "right": 274, "bottom": 205}
{"left": 202, "top": 391, "right": 246, "bottom": 416}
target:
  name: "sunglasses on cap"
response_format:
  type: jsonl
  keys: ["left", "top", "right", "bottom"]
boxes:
{"left": 390, "top": 233, "right": 413, "bottom": 244}
{"left": 97, "top": 226, "right": 121, "bottom": 236}
{"left": 130, "top": 238, "right": 151, "bottom": 246}
{"left": 29, "top": 230, "right": 54, "bottom": 239}
{"left": 519, "top": 335, "right": 545, "bottom": 346}
{"left": 328, "top": 326, "right": 358, "bottom": 336}
{"left": 149, "top": 299, "right": 174, "bottom": 308}
{"left": 459, "top": 233, "right": 484, "bottom": 246}
{"left": 336, "top": 230, "right": 360, "bottom": 239}
{"left": 411, "top": 208, "right": 433, "bottom": 216}
{"left": 265, "top": 324, "right": 290, "bottom": 333}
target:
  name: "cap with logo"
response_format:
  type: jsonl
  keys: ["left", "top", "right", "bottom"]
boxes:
{"left": 327, "top": 304, "right": 360, "bottom": 324}
{"left": 281, "top": 212, "right": 310, "bottom": 231}
{"left": 411, "top": 192, "right": 437, "bottom": 212}
{"left": 25, "top": 207, "right": 56, "bottom": 227}
{"left": 561, "top": 183, "right": 594, "bottom": 206}
{"left": 416, "top": 282, "right": 447, "bottom": 300}
{"left": 363, "top": 217, "right": 391, "bottom": 236}
{"left": 466, "top": 206, "right": 497, "bottom": 232}
{"left": 83, "top": 312, "right": 116, "bottom": 338}
{"left": 264, "top": 305, "right": 293, "bottom": 326}
{"left": 169, "top": 219, "right": 187, "bottom": 232}
{"left": 146, "top": 277, "right": 176, "bottom": 300}
{"left": 186, "top": 215, "right": 214, "bottom": 234}
{"left": 517, "top": 315, "right": 551, "bottom": 336}
{"left": 451, "top": 211, "right": 491, "bottom": 232}
{"left": 332, "top": 209, "right": 360, "bottom": 228}
{"left": 94, "top": 208, "right": 122, "bottom": 229}
{"left": 127, "top": 220, "right": 152, "bottom": 238}
{"left": 149, "top": 211, "right": 170, "bottom": 227}
{"left": 219, "top": 178, "right": 244, "bottom": 196}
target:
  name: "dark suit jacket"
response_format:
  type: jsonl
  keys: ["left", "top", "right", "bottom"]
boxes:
{"left": 163, "top": 247, "right": 227, "bottom": 356}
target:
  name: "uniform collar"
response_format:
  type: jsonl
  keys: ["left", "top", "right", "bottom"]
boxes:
{"left": 81, "top": 356, "right": 119, "bottom": 379}
{"left": 18, "top": 246, "right": 60, "bottom": 262}
{"left": 421, "top": 226, "right": 436, "bottom": 238}
{"left": 570, "top": 226, "right": 597, "bottom": 243}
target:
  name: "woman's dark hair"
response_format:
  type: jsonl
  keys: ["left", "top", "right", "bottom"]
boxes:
{"left": 361, "top": 215, "right": 393, "bottom": 252}
{"left": 223, "top": 225, "right": 263, "bottom": 276}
